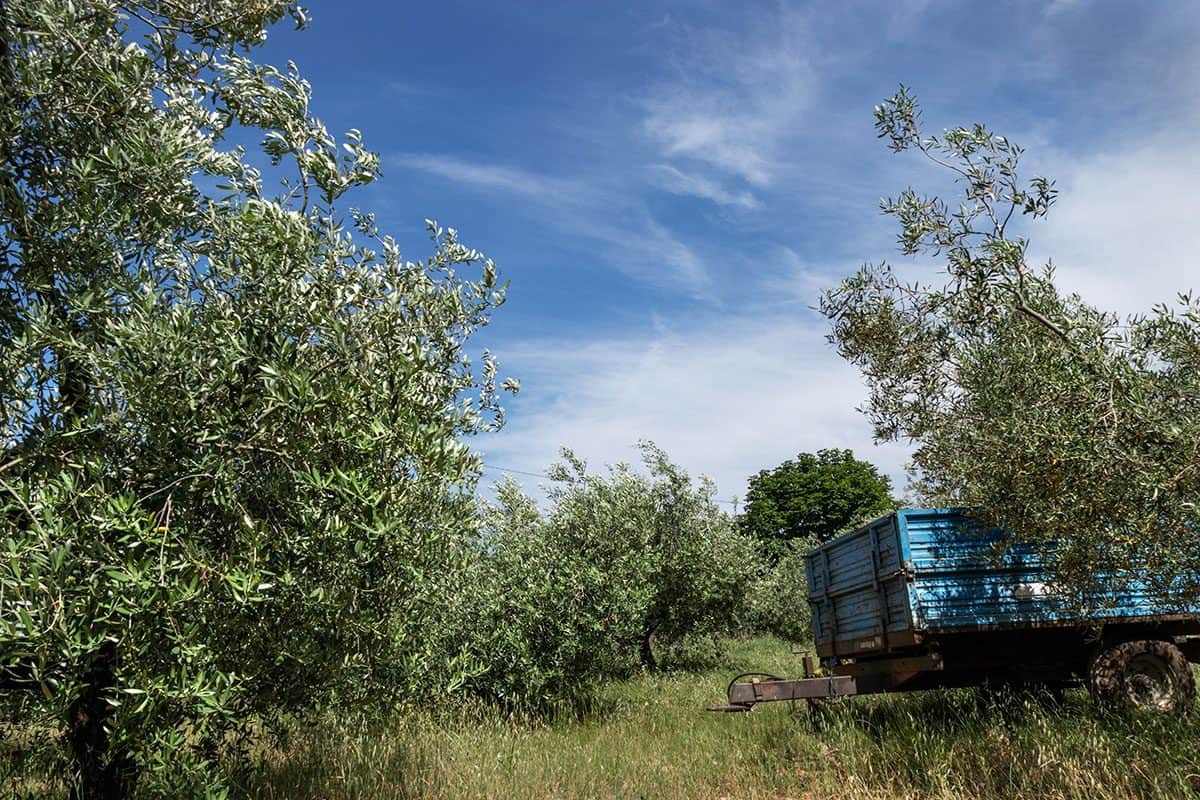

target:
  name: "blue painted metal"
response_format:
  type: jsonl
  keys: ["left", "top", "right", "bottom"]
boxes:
{"left": 806, "top": 508, "right": 1191, "bottom": 658}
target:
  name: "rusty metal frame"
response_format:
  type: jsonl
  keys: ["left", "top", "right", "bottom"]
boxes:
{"left": 815, "top": 629, "right": 921, "bottom": 659}
{"left": 833, "top": 653, "right": 942, "bottom": 679}
{"left": 815, "top": 613, "right": 1200, "bottom": 660}
{"left": 722, "top": 674, "right": 858, "bottom": 708}
{"left": 709, "top": 652, "right": 946, "bottom": 712}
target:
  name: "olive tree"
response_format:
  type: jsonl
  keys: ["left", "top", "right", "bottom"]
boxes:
{"left": 628, "top": 443, "right": 758, "bottom": 669}
{"left": 821, "top": 87, "right": 1200, "bottom": 606}
{"left": 461, "top": 443, "right": 758, "bottom": 706}
{"left": 741, "top": 539, "right": 814, "bottom": 644}
{"left": 0, "top": 2, "right": 514, "bottom": 796}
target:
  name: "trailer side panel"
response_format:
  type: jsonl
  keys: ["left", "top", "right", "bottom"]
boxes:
{"left": 901, "top": 509, "right": 1188, "bottom": 631}
{"left": 807, "top": 508, "right": 1198, "bottom": 660}
{"left": 806, "top": 512, "right": 915, "bottom": 658}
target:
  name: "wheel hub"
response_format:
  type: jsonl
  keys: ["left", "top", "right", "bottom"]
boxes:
{"left": 1125, "top": 653, "right": 1175, "bottom": 711}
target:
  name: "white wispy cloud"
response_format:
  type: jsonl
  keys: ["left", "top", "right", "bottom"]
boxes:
{"left": 640, "top": 217, "right": 710, "bottom": 294}
{"left": 647, "top": 164, "right": 760, "bottom": 209}
{"left": 482, "top": 312, "right": 912, "bottom": 504}
{"left": 391, "top": 152, "right": 579, "bottom": 199}
{"left": 640, "top": 11, "right": 818, "bottom": 191}
{"left": 417, "top": 1, "right": 1200, "bottom": 514}
{"left": 1030, "top": 124, "right": 1200, "bottom": 318}
{"left": 390, "top": 152, "right": 712, "bottom": 297}
{"left": 566, "top": 213, "right": 713, "bottom": 298}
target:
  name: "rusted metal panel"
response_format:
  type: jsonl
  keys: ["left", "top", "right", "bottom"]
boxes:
{"left": 833, "top": 653, "right": 942, "bottom": 678}
{"left": 814, "top": 624, "right": 921, "bottom": 659}
{"left": 725, "top": 675, "right": 857, "bottom": 705}
{"left": 913, "top": 612, "right": 1200, "bottom": 637}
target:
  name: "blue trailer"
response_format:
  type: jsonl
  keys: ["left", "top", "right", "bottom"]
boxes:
{"left": 713, "top": 508, "right": 1200, "bottom": 714}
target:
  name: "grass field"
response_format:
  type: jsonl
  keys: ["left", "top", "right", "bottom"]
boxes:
{"left": 246, "top": 637, "right": 1200, "bottom": 800}
{"left": 6, "top": 636, "right": 1199, "bottom": 798}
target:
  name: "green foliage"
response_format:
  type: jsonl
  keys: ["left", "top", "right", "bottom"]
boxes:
{"left": 23, "top": 637, "right": 1200, "bottom": 800}
{"left": 737, "top": 450, "right": 890, "bottom": 644}
{"left": 457, "top": 444, "right": 759, "bottom": 708}
{"left": 0, "top": 2, "right": 514, "bottom": 795}
{"left": 741, "top": 538, "right": 814, "bottom": 644}
{"left": 740, "top": 449, "right": 893, "bottom": 558}
{"left": 218, "top": 638, "right": 1200, "bottom": 800}
{"left": 822, "top": 86, "right": 1200, "bottom": 604}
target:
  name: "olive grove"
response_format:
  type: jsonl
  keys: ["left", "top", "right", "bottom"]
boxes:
{"left": 822, "top": 87, "right": 1200, "bottom": 607}
{"left": 0, "top": 4, "right": 770, "bottom": 796}
{"left": 457, "top": 444, "right": 758, "bottom": 706}
{"left": 0, "top": 1, "right": 515, "bottom": 796}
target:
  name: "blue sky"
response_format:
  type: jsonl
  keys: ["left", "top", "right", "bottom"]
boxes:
{"left": 260, "top": 0, "right": 1200, "bottom": 502}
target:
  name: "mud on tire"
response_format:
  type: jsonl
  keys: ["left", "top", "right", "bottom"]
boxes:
{"left": 1089, "top": 639, "right": 1195, "bottom": 714}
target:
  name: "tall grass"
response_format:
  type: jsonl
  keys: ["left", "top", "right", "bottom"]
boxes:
{"left": 243, "top": 637, "right": 1200, "bottom": 800}
{"left": 6, "top": 637, "right": 1197, "bottom": 798}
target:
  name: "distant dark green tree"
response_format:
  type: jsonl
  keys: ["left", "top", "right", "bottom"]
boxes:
{"left": 739, "top": 449, "right": 893, "bottom": 556}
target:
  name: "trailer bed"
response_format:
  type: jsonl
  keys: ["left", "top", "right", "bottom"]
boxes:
{"left": 806, "top": 508, "right": 1189, "bottom": 659}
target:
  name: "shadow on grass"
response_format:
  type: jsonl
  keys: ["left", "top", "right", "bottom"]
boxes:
{"left": 754, "top": 686, "right": 1200, "bottom": 800}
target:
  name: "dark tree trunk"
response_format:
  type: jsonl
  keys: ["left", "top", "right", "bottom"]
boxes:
{"left": 639, "top": 627, "right": 656, "bottom": 671}
{"left": 68, "top": 641, "right": 137, "bottom": 800}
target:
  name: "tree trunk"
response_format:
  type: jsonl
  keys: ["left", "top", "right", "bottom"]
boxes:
{"left": 68, "top": 641, "right": 137, "bottom": 800}
{"left": 639, "top": 627, "right": 656, "bottom": 671}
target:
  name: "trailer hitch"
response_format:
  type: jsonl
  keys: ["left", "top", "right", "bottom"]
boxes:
{"left": 706, "top": 672, "right": 785, "bottom": 713}
{"left": 707, "top": 667, "right": 859, "bottom": 712}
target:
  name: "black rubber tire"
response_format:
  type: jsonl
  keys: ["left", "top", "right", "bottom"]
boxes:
{"left": 1089, "top": 639, "right": 1195, "bottom": 715}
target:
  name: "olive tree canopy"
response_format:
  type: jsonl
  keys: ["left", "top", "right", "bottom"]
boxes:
{"left": 0, "top": 1, "right": 514, "bottom": 795}
{"left": 821, "top": 87, "right": 1200, "bottom": 607}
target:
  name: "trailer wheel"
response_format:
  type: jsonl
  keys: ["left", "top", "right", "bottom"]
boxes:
{"left": 1089, "top": 639, "right": 1194, "bottom": 714}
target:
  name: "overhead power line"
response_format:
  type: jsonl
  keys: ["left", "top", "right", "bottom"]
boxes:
{"left": 481, "top": 463, "right": 551, "bottom": 480}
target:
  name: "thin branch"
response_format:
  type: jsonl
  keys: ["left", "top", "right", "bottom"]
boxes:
{"left": 1013, "top": 299, "right": 1071, "bottom": 344}
{"left": 137, "top": 472, "right": 214, "bottom": 505}
{"left": 915, "top": 140, "right": 971, "bottom": 180}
